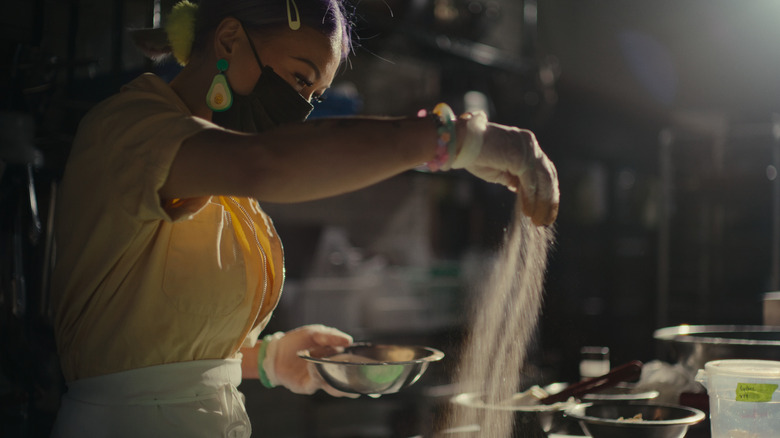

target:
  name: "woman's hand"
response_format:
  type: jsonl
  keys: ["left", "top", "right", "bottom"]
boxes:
{"left": 459, "top": 119, "right": 559, "bottom": 226}
{"left": 264, "top": 324, "right": 357, "bottom": 397}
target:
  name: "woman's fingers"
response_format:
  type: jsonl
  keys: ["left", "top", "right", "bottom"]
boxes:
{"left": 311, "top": 327, "right": 353, "bottom": 347}
{"left": 519, "top": 156, "right": 559, "bottom": 226}
{"left": 464, "top": 123, "right": 559, "bottom": 225}
{"left": 534, "top": 157, "right": 559, "bottom": 226}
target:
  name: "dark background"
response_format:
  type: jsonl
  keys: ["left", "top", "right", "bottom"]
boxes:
{"left": 3, "top": 0, "right": 780, "bottom": 436}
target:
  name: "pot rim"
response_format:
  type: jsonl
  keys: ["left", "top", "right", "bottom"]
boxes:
{"left": 654, "top": 324, "right": 780, "bottom": 346}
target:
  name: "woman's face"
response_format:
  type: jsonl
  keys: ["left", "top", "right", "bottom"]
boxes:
{"left": 225, "top": 24, "right": 342, "bottom": 103}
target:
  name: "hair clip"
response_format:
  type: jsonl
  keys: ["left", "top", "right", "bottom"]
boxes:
{"left": 286, "top": 0, "right": 301, "bottom": 30}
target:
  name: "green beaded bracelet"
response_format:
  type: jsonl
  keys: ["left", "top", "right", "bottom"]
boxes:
{"left": 257, "top": 337, "right": 274, "bottom": 388}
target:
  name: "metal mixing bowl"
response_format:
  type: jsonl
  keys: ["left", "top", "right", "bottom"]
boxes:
{"left": 654, "top": 325, "right": 780, "bottom": 372}
{"left": 565, "top": 403, "right": 705, "bottom": 438}
{"left": 298, "top": 343, "right": 444, "bottom": 396}
{"left": 583, "top": 385, "right": 660, "bottom": 404}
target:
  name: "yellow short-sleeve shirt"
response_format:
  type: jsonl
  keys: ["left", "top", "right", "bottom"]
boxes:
{"left": 52, "top": 73, "right": 284, "bottom": 382}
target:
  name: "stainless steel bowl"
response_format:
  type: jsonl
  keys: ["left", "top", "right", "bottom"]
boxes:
{"left": 565, "top": 403, "right": 705, "bottom": 438}
{"left": 298, "top": 343, "right": 444, "bottom": 396}
{"left": 654, "top": 325, "right": 780, "bottom": 372}
{"left": 583, "top": 384, "right": 660, "bottom": 404}
{"left": 544, "top": 382, "right": 659, "bottom": 404}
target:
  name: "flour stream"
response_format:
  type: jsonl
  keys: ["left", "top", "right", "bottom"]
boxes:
{"left": 442, "top": 198, "right": 555, "bottom": 437}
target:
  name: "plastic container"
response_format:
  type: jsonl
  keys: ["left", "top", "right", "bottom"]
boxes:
{"left": 580, "top": 346, "right": 610, "bottom": 380}
{"left": 696, "top": 359, "right": 780, "bottom": 438}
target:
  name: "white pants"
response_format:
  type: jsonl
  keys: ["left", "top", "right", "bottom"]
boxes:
{"left": 51, "top": 359, "right": 251, "bottom": 438}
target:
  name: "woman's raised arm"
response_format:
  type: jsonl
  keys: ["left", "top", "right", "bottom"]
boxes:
{"left": 160, "top": 115, "right": 440, "bottom": 203}
{"left": 160, "top": 113, "right": 560, "bottom": 225}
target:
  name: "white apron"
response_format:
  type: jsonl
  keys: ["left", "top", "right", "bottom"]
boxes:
{"left": 51, "top": 359, "right": 251, "bottom": 438}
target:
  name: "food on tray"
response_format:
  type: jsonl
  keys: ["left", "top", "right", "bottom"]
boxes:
{"left": 501, "top": 385, "right": 549, "bottom": 406}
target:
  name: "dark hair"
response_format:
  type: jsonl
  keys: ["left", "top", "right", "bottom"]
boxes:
{"left": 132, "top": 0, "right": 355, "bottom": 63}
{"left": 195, "top": 0, "right": 354, "bottom": 60}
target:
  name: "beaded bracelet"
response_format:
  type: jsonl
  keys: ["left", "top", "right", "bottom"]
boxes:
{"left": 420, "top": 103, "right": 457, "bottom": 172}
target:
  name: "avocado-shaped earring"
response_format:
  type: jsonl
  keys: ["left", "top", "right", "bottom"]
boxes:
{"left": 206, "top": 59, "right": 233, "bottom": 112}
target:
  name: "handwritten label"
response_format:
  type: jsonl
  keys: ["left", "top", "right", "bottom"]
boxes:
{"left": 735, "top": 383, "right": 778, "bottom": 402}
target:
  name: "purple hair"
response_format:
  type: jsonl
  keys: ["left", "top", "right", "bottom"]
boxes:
{"left": 193, "top": 0, "right": 355, "bottom": 60}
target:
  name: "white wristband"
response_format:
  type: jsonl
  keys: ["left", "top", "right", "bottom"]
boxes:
{"left": 452, "top": 111, "right": 487, "bottom": 169}
{"left": 261, "top": 331, "right": 285, "bottom": 387}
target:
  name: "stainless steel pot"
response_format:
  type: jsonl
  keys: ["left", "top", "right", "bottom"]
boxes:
{"left": 654, "top": 325, "right": 780, "bottom": 372}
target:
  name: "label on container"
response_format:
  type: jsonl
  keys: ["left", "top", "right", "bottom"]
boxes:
{"left": 735, "top": 383, "right": 778, "bottom": 402}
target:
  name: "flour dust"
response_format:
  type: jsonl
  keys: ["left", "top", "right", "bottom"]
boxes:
{"left": 441, "top": 197, "right": 555, "bottom": 437}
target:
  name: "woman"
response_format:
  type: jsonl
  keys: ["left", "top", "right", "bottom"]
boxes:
{"left": 50, "top": 0, "right": 559, "bottom": 436}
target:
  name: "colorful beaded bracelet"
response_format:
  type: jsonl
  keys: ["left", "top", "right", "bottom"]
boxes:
{"left": 420, "top": 103, "right": 457, "bottom": 172}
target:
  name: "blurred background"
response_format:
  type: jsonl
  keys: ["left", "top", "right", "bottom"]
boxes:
{"left": 3, "top": 0, "right": 780, "bottom": 436}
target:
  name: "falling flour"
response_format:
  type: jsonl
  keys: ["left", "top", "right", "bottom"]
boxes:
{"left": 441, "top": 197, "right": 555, "bottom": 437}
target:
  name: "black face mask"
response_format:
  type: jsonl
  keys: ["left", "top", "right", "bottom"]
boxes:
{"left": 212, "top": 25, "right": 314, "bottom": 133}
